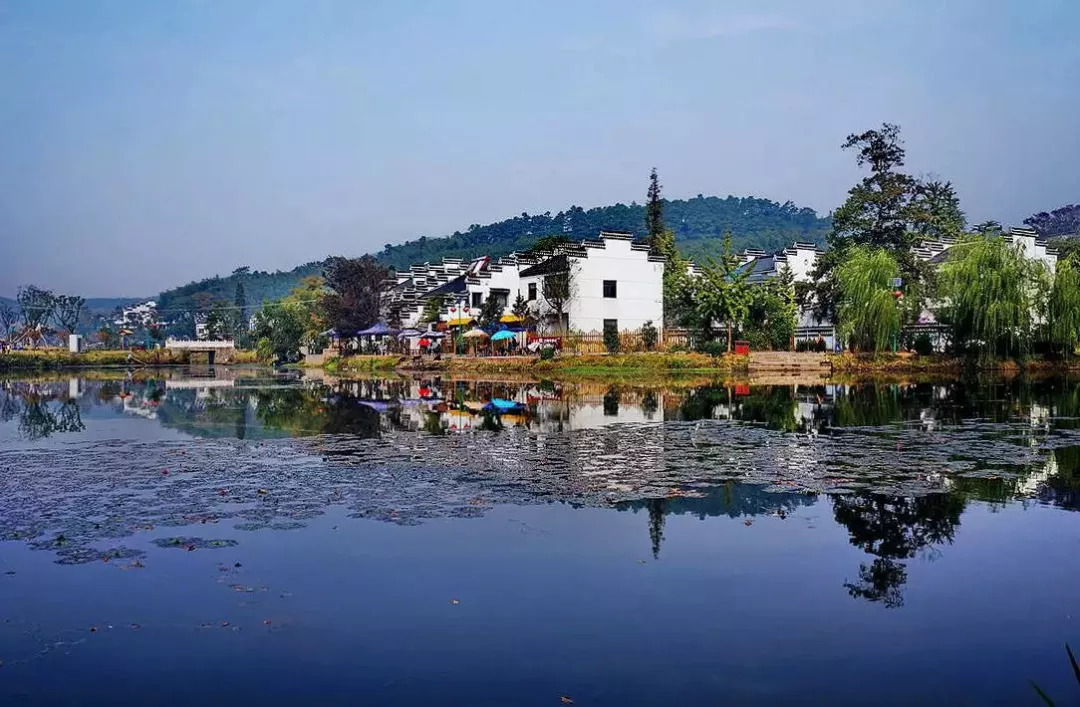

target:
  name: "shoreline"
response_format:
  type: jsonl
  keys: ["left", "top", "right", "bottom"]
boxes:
{"left": 6, "top": 349, "right": 1080, "bottom": 383}
{"left": 0, "top": 349, "right": 259, "bottom": 370}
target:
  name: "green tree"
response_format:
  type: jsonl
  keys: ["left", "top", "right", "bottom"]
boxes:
{"left": 1025, "top": 204, "right": 1080, "bottom": 237}
{"left": 232, "top": 266, "right": 249, "bottom": 342}
{"left": 836, "top": 247, "right": 901, "bottom": 353}
{"left": 641, "top": 320, "right": 658, "bottom": 350}
{"left": 204, "top": 300, "right": 233, "bottom": 340}
{"left": 282, "top": 276, "right": 327, "bottom": 351}
{"left": 909, "top": 179, "right": 965, "bottom": 240}
{"left": 477, "top": 293, "right": 502, "bottom": 330}
{"left": 252, "top": 302, "right": 305, "bottom": 363}
{"left": 693, "top": 233, "right": 751, "bottom": 352}
{"left": 603, "top": 320, "right": 620, "bottom": 353}
{"left": 938, "top": 233, "right": 1049, "bottom": 360}
{"left": 541, "top": 263, "right": 577, "bottom": 335}
{"left": 1044, "top": 257, "right": 1080, "bottom": 358}
{"left": 511, "top": 292, "right": 529, "bottom": 320}
{"left": 421, "top": 294, "right": 446, "bottom": 324}
{"left": 811, "top": 123, "right": 930, "bottom": 318}
{"left": 743, "top": 270, "right": 797, "bottom": 350}
{"left": 645, "top": 167, "right": 664, "bottom": 246}
{"left": 653, "top": 227, "right": 694, "bottom": 328}
{"left": 322, "top": 255, "right": 390, "bottom": 336}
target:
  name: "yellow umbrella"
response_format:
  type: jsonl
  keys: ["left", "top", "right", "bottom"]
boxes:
{"left": 447, "top": 317, "right": 475, "bottom": 327}
{"left": 499, "top": 314, "right": 524, "bottom": 324}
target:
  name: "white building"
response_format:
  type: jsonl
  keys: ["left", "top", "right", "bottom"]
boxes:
{"left": 114, "top": 300, "right": 159, "bottom": 328}
{"left": 384, "top": 231, "right": 665, "bottom": 335}
{"left": 517, "top": 231, "right": 665, "bottom": 334}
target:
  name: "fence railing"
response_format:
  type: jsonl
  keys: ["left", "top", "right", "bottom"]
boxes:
{"left": 525, "top": 328, "right": 695, "bottom": 354}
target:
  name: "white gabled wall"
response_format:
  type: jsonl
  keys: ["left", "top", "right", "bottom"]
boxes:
{"left": 517, "top": 236, "right": 664, "bottom": 333}
{"left": 568, "top": 238, "right": 663, "bottom": 332}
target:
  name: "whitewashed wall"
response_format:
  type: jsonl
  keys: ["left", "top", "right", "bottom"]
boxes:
{"left": 569, "top": 239, "right": 663, "bottom": 332}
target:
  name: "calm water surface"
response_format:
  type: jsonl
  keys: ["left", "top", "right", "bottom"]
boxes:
{"left": 1, "top": 367, "right": 1079, "bottom": 705}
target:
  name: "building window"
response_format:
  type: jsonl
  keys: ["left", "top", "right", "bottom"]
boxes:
{"left": 603, "top": 280, "right": 617, "bottom": 298}
{"left": 603, "top": 319, "right": 618, "bottom": 332}
{"left": 471, "top": 292, "right": 483, "bottom": 308}
{"left": 527, "top": 283, "right": 537, "bottom": 301}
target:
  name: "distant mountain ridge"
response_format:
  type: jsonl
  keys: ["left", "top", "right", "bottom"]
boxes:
{"left": 156, "top": 194, "right": 831, "bottom": 315}
{"left": 0, "top": 296, "right": 148, "bottom": 315}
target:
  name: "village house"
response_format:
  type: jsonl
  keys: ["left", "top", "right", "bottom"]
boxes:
{"left": 383, "top": 230, "right": 665, "bottom": 337}
{"left": 517, "top": 231, "right": 665, "bottom": 334}
{"left": 733, "top": 228, "right": 1059, "bottom": 350}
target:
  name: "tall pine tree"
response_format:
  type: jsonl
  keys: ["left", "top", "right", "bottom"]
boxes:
{"left": 645, "top": 167, "right": 664, "bottom": 247}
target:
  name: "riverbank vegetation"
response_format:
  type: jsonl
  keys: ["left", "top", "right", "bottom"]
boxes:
{"left": 0, "top": 348, "right": 258, "bottom": 370}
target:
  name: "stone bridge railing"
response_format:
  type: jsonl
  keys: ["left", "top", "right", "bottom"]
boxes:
{"left": 164, "top": 339, "right": 236, "bottom": 349}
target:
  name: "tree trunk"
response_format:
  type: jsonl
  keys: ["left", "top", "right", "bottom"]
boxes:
{"left": 727, "top": 322, "right": 733, "bottom": 353}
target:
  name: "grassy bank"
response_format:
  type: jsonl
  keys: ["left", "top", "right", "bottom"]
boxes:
{"left": 323, "top": 355, "right": 401, "bottom": 375}
{"left": 321, "top": 352, "right": 740, "bottom": 378}
{"left": 826, "top": 352, "right": 1080, "bottom": 374}
{"left": 0, "top": 348, "right": 258, "bottom": 370}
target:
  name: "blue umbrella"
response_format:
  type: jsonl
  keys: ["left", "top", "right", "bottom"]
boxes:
{"left": 491, "top": 330, "right": 515, "bottom": 342}
{"left": 483, "top": 398, "right": 526, "bottom": 413}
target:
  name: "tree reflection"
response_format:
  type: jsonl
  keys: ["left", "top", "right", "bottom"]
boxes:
{"left": 18, "top": 398, "right": 84, "bottom": 440}
{"left": 832, "top": 492, "right": 965, "bottom": 608}
{"left": 647, "top": 498, "right": 665, "bottom": 559}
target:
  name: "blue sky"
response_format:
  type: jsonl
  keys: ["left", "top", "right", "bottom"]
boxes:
{"left": 1, "top": 0, "right": 1078, "bottom": 296}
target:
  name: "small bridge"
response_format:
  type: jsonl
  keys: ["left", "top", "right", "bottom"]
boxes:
{"left": 164, "top": 339, "right": 236, "bottom": 365}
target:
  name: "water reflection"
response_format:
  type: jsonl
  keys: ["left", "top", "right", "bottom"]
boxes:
{"left": 4, "top": 369, "right": 1080, "bottom": 610}
{"left": 0, "top": 380, "right": 85, "bottom": 440}
{"left": 832, "top": 493, "right": 965, "bottom": 608}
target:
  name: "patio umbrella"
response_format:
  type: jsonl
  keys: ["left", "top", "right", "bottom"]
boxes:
{"left": 491, "top": 330, "right": 515, "bottom": 342}
{"left": 397, "top": 329, "right": 423, "bottom": 339}
{"left": 447, "top": 317, "right": 475, "bottom": 327}
{"left": 462, "top": 328, "right": 489, "bottom": 339}
{"left": 499, "top": 314, "right": 524, "bottom": 324}
{"left": 356, "top": 322, "right": 398, "bottom": 336}
{"left": 482, "top": 398, "right": 526, "bottom": 413}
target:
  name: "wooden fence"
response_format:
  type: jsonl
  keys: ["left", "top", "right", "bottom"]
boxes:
{"left": 529, "top": 328, "right": 694, "bottom": 354}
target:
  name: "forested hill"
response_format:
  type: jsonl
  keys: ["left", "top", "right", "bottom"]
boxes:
{"left": 375, "top": 195, "right": 829, "bottom": 269}
{"left": 157, "top": 195, "right": 830, "bottom": 311}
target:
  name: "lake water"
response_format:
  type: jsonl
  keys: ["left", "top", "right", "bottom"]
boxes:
{"left": 1, "top": 367, "right": 1078, "bottom": 705}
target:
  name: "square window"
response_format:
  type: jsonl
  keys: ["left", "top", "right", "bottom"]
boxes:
{"left": 603, "top": 280, "right": 617, "bottom": 298}
{"left": 527, "top": 283, "right": 537, "bottom": 301}
{"left": 603, "top": 319, "right": 618, "bottom": 332}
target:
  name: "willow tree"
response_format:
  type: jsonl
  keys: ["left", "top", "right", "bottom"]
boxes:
{"left": 836, "top": 247, "right": 901, "bottom": 353}
{"left": 1046, "top": 257, "right": 1080, "bottom": 358}
{"left": 938, "top": 234, "right": 1048, "bottom": 360}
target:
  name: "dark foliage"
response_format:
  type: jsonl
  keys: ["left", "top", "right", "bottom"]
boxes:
{"left": 832, "top": 492, "right": 965, "bottom": 608}
{"left": 1025, "top": 204, "right": 1080, "bottom": 237}
{"left": 376, "top": 194, "right": 829, "bottom": 268}
{"left": 322, "top": 256, "right": 390, "bottom": 336}
{"left": 645, "top": 168, "right": 664, "bottom": 246}
{"left": 603, "top": 320, "right": 620, "bottom": 354}
{"left": 641, "top": 320, "right": 658, "bottom": 350}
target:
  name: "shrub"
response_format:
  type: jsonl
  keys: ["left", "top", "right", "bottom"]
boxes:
{"left": 539, "top": 345, "right": 555, "bottom": 361}
{"left": 641, "top": 320, "right": 658, "bottom": 351}
{"left": 603, "top": 322, "right": 620, "bottom": 354}
{"left": 795, "top": 338, "right": 828, "bottom": 353}
{"left": 911, "top": 333, "right": 934, "bottom": 357}
{"left": 697, "top": 340, "right": 727, "bottom": 358}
